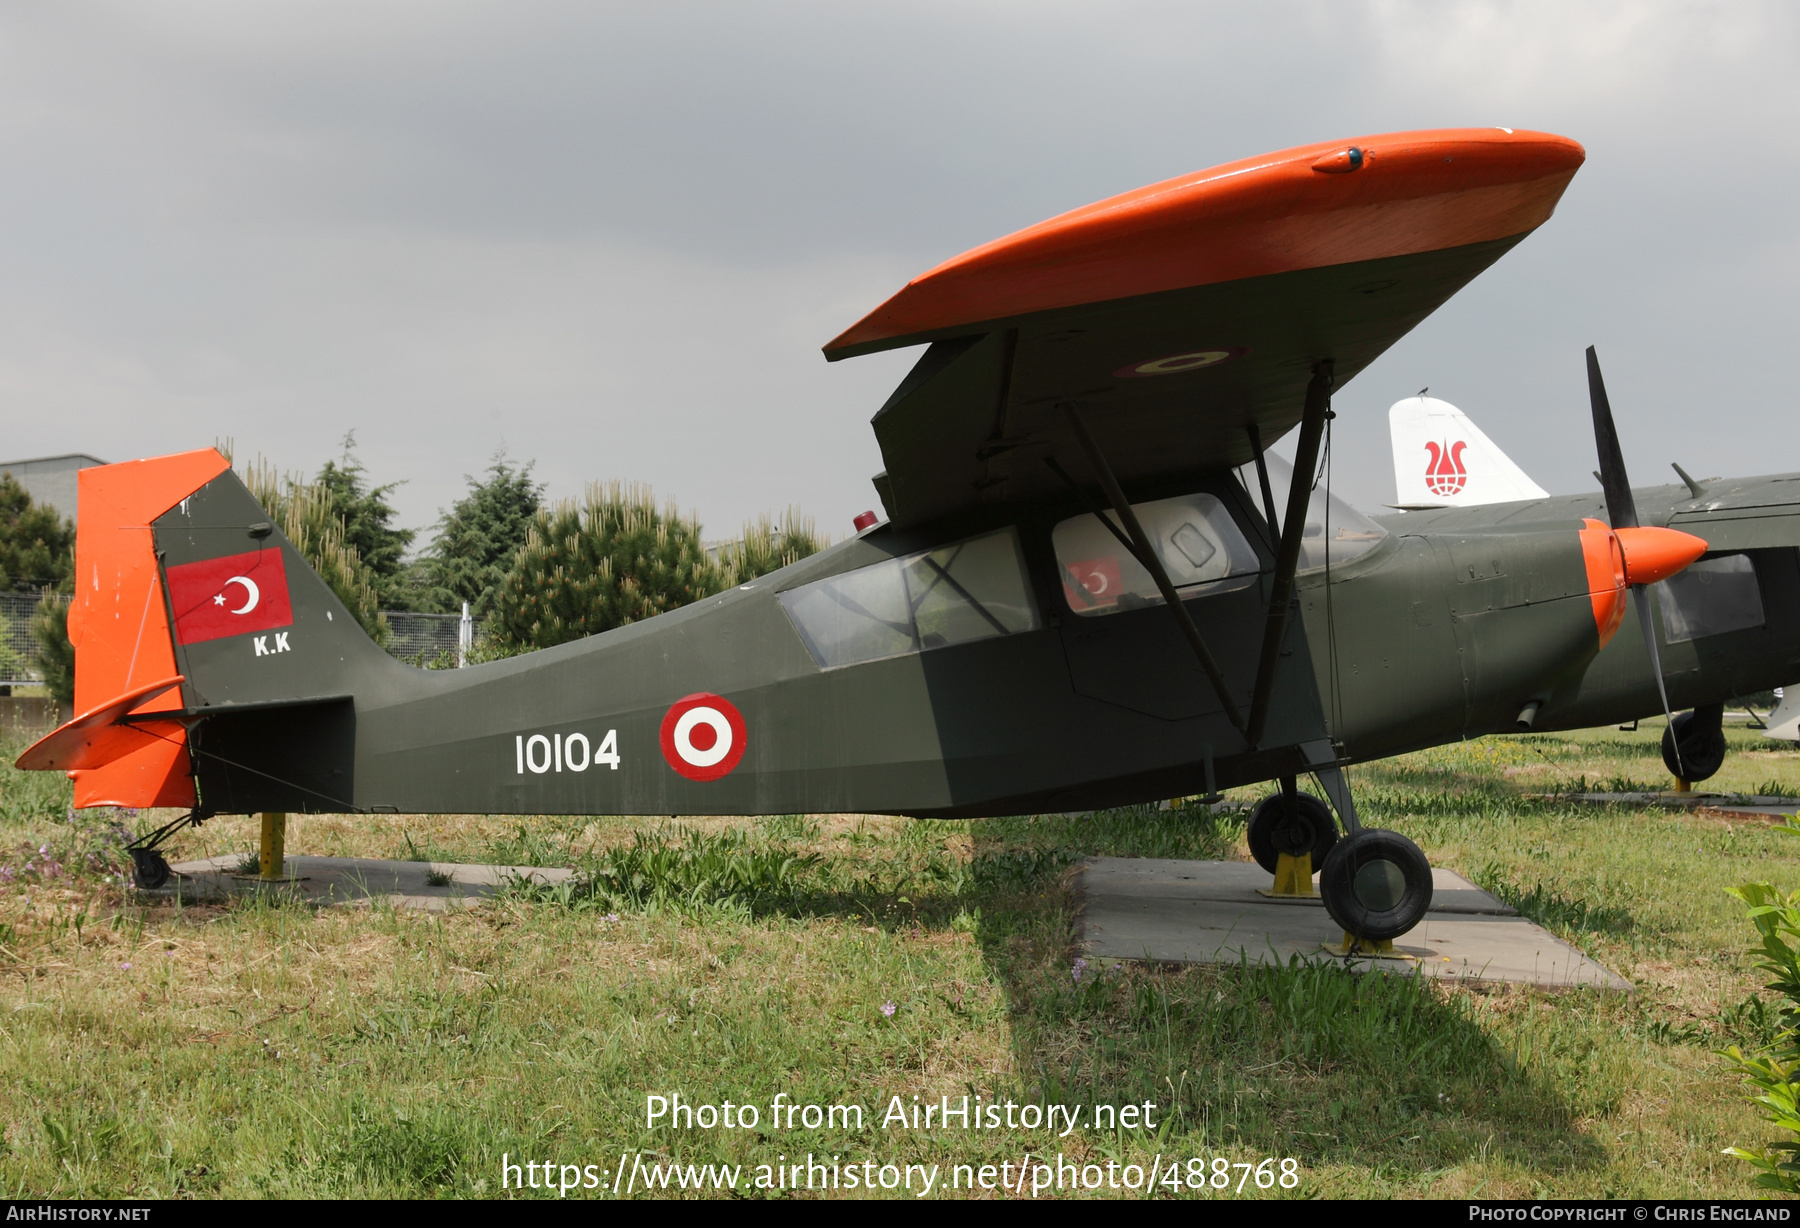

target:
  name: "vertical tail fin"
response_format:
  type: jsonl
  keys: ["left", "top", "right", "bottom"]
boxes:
{"left": 53, "top": 449, "right": 231, "bottom": 806}
{"left": 20, "top": 450, "right": 404, "bottom": 810}
{"left": 1388, "top": 395, "right": 1549, "bottom": 510}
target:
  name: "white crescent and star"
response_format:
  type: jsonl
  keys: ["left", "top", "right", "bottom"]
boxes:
{"left": 221, "top": 575, "right": 259, "bottom": 614}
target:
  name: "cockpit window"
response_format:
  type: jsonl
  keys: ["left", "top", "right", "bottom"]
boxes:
{"left": 1235, "top": 452, "right": 1388, "bottom": 572}
{"left": 1051, "top": 493, "right": 1260, "bottom": 617}
{"left": 779, "top": 528, "right": 1040, "bottom": 669}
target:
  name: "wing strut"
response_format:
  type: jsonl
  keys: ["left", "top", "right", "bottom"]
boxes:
{"left": 1246, "top": 363, "right": 1334, "bottom": 749}
{"left": 1059, "top": 402, "right": 1247, "bottom": 738}
{"left": 1245, "top": 422, "right": 1281, "bottom": 548}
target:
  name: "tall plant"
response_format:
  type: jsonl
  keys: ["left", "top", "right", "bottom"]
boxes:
{"left": 1722, "top": 871, "right": 1800, "bottom": 1192}
{"left": 241, "top": 460, "right": 390, "bottom": 646}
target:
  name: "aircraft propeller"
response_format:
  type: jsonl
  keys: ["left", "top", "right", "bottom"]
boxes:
{"left": 1585, "top": 345, "right": 1707, "bottom": 778}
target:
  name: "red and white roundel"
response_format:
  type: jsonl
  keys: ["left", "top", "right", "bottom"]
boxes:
{"left": 659, "top": 693, "right": 747, "bottom": 782}
{"left": 1113, "top": 346, "right": 1247, "bottom": 379}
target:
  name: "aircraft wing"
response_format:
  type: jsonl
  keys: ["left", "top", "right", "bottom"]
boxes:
{"left": 827, "top": 129, "right": 1584, "bottom": 531}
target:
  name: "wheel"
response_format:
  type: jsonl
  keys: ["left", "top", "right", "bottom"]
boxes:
{"left": 129, "top": 848, "right": 171, "bottom": 890}
{"left": 1319, "top": 829, "right": 1433, "bottom": 942}
{"left": 1662, "top": 704, "right": 1726, "bottom": 782}
{"left": 1246, "top": 791, "right": 1339, "bottom": 874}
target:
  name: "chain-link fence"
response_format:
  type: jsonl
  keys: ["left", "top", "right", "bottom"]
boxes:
{"left": 0, "top": 593, "right": 46, "bottom": 684}
{"left": 385, "top": 611, "right": 462, "bottom": 662}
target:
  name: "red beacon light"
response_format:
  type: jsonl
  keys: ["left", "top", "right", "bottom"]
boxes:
{"left": 852, "top": 510, "right": 880, "bottom": 532}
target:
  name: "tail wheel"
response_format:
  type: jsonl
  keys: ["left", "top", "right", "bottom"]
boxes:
{"left": 129, "top": 847, "right": 171, "bottom": 891}
{"left": 1319, "top": 829, "right": 1433, "bottom": 942}
{"left": 1246, "top": 792, "right": 1339, "bottom": 874}
{"left": 1662, "top": 703, "right": 1726, "bottom": 782}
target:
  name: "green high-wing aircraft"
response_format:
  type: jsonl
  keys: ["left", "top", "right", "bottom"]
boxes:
{"left": 21, "top": 127, "right": 1799, "bottom": 946}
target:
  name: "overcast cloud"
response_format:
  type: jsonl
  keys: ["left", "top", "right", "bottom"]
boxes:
{"left": 0, "top": 1, "right": 1793, "bottom": 541}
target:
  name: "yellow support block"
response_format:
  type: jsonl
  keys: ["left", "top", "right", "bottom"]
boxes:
{"left": 1257, "top": 851, "right": 1315, "bottom": 899}
{"left": 259, "top": 811, "right": 287, "bottom": 881}
{"left": 1327, "top": 931, "right": 1416, "bottom": 961}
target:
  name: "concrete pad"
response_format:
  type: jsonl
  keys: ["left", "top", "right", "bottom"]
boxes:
{"left": 1542, "top": 790, "right": 1800, "bottom": 809}
{"left": 158, "top": 855, "right": 576, "bottom": 913}
{"left": 1537, "top": 792, "right": 1800, "bottom": 823}
{"left": 1077, "top": 858, "right": 1630, "bottom": 991}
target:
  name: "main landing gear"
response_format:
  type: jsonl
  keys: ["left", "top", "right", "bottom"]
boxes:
{"left": 1662, "top": 702, "right": 1726, "bottom": 786}
{"left": 1250, "top": 772, "right": 1433, "bottom": 949}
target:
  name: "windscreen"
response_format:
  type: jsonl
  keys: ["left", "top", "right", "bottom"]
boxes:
{"left": 1235, "top": 452, "right": 1388, "bottom": 572}
{"left": 779, "top": 528, "right": 1040, "bottom": 669}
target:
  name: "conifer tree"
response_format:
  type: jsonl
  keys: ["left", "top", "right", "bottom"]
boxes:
{"left": 0, "top": 473, "right": 73, "bottom": 591}
{"left": 714, "top": 507, "right": 826, "bottom": 587}
{"left": 414, "top": 454, "right": 545, "bottom": 617}
{"left": 491, "top": 483, "right": 721, "bottom": 651}
{"left": 314, "top": 432, "right": 415, "bottom": 610}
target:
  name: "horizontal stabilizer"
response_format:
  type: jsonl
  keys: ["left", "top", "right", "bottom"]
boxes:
{"left": 15, "top": 675, "right": 185, "bottom": 772}
{"left": 1389, "top": 395, "right": 1549, "bottom": 510}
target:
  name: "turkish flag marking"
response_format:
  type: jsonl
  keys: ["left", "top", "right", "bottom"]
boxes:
{"left": 1063, "top": 556, "right": 1123, "bottom": 611}
{"left": 165, "top": 548, "right": 295, "bottom": 645}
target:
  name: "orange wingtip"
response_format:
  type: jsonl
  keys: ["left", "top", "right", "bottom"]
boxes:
{"left": 1615, "top": 526, "right": 1708, "bottom": 587}
{"left": 15, "top": 675, "right": 185, "bottom": 773}
{"left": 825, "top": 127, "right": 1585, "bottom": 358}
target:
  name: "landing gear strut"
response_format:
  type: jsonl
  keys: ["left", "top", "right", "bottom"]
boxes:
{"left": 124, "top": 810, "right": 204, "bottom": 891}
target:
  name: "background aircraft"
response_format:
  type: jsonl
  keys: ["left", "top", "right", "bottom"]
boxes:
{"left": 1383, "top": 397, "right": 1800, "bottom": 784}
{"left": 21, "top": 127, "right": 1791, "bottom": 950}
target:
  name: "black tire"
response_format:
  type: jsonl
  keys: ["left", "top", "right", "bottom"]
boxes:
{"left": 1319, "top": 828, "right": 1433, "bottom": 943}
{"left": 1246, "top": 792, "right": 1339, "bottom": 874}
{"left": 1661, "top": 704, "right": 1726, "bottom": 782}
{"left": 129, "top": 848, "right": 171, "bottom": 890}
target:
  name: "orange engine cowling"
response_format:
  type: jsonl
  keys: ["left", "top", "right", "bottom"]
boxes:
{"left": 1578, "top": 517, "right": 1708, "bottom": 647}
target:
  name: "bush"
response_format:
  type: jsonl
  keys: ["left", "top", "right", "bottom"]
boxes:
{"left": 1722, "top": 872, "right": 1800, "bottom": 1192}
{"left": 490, "top": 483, "right": 722, "bottom": 651}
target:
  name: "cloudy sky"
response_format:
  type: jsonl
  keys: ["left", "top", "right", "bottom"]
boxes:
{"left": 0, "top": 1, "right": 1793, "bottom": 543}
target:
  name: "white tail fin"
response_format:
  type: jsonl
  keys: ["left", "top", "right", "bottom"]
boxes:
{"left": 1388, "top": 395, "right": 1549, "bottom": 509}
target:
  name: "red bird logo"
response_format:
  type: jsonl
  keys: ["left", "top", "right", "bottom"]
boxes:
{"left": 1423, "top": 440, "right": 1468, "bottom": 497}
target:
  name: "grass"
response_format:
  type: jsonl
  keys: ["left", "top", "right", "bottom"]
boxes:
{"left": 0, "top": 718, "right": 1797, "bottom": 1197}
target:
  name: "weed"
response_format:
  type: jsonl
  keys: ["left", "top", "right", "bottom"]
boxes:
{"left": 1721, "top": 880, "right": 1800, "bottom": 1191}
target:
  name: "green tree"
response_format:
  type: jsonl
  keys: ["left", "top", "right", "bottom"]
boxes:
{"left": 715, "top": 507, "right": 827, "bottom": 586}
{"left": 491, "top": 483, "right": 723, "bottom": 651}
{"left": 315, "top": 433, "right": 415, "bottom": 610}
{"left": 242, "top": 460, "right": 391, "bottom": 646}
{"left": 413, "top": 454, "right": 545, "bottom": 618}
{"left": 31, "top": 596, "right": 73, "bottom": 707}
{"left": 0, "top": 474, "right": 74, "bottom": 591}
